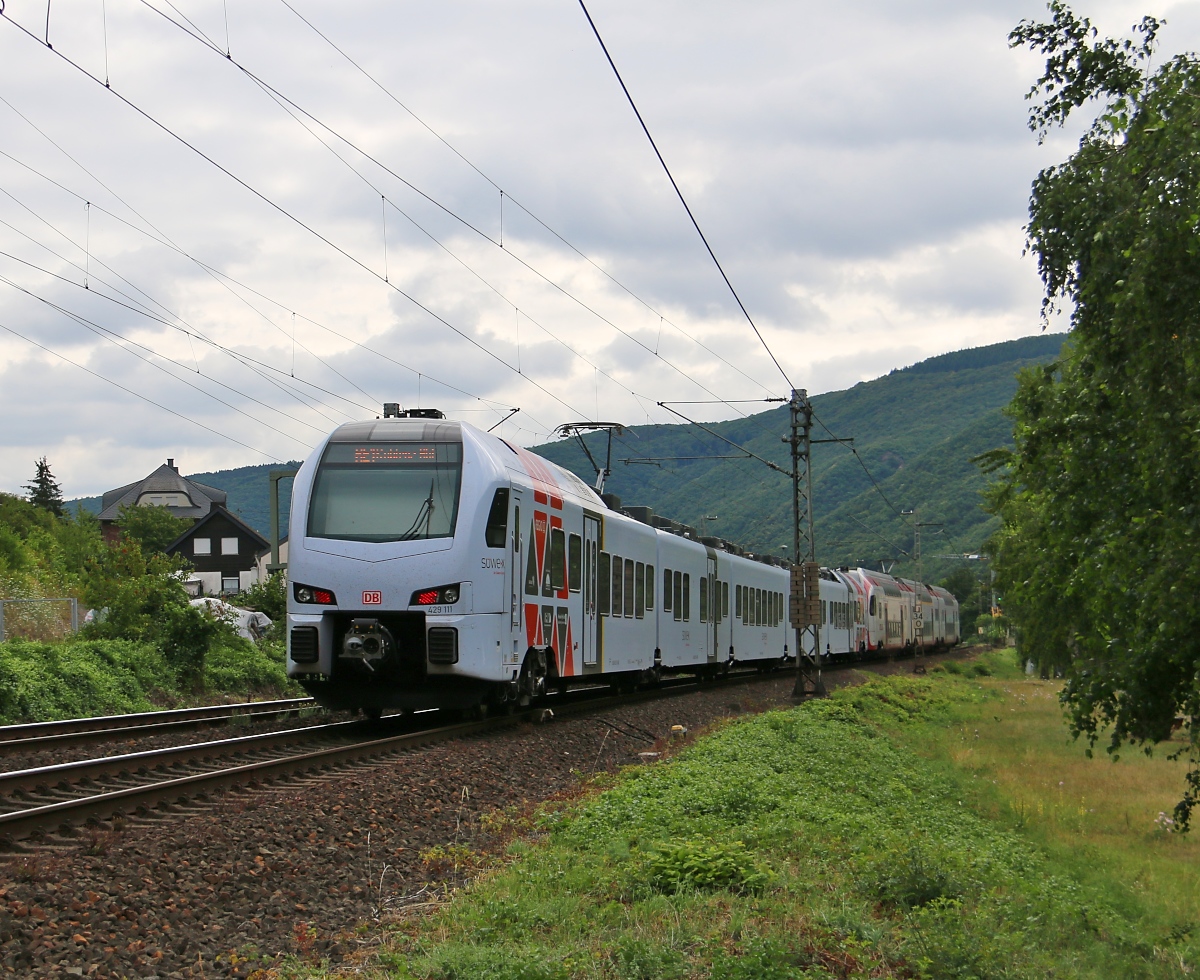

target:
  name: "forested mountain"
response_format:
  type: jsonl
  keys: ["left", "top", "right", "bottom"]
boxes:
{"left": 534, "top": 333, "right": 1065, "bottom": 581}
{"left": 69, "top": 333, "right": 1064, "bottom": 580}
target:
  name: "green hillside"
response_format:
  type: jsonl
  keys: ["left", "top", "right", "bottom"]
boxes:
{"left": 534, "top": 333, "right": 1066, "bottom": 581}
{"left": 68, "top": 334, "right": 1064, "bottom": 578}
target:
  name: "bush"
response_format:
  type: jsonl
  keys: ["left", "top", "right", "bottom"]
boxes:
{"left": 0, "top": 639, "right": 167, "bottom": 722}
{"left": 81, "top": 538, "right": 222, "bottom": 682}
{"left": 203, "top": 635, "right": 291, "bottom": 694}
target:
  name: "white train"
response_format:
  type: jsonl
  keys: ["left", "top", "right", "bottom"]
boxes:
{"left": 285, "top": 410, "right": 958, "bottom": 713}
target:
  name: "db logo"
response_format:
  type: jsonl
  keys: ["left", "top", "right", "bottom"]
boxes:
{"left": 362, "top": 591, "right": 383, "bottom": 605}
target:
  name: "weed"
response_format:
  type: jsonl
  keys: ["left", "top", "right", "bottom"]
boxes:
{"left": 640, "top": 838, "right": 772, "bottom": 896}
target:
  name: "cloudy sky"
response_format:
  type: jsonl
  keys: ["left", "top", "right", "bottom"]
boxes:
{"left": 0, "top": 0, "right": 1191, "bottom": 497}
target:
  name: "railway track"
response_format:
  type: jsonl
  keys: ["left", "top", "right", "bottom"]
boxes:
{"left": 0, "top": 670, "right": 776, "bottom": 847}
{"left": 0, "top": 652, "right": 958, "bottom": 847}
{"left": 0, "top": 697, "right": 320, "bottom": 753}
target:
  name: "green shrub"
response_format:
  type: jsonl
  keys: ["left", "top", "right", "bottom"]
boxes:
{"left": 203, "top": 635, "right": 291, "bottom": 694}
{"left": 640, "top": 838, "right": 772, "bottom": 896}
{"left": 0, "top": 639, "right": 167, "bottom": 722}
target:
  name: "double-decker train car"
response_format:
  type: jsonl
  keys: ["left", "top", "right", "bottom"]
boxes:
{"left": 286, "top": 412, "right": 791, "bottom": 714}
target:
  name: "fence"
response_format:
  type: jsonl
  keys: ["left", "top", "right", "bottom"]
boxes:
{"left": 0, "top": 598, "right": 80, "bottom": 643}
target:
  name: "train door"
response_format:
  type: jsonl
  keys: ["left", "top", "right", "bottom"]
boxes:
{"left": 509, "top": 490, "right": 523, "bottom": 645}
{"left": 705, "top": 555, "right": 718, "bottom": 662}
{"left": 582, "top": 515, "right": 600, "bottom": 667}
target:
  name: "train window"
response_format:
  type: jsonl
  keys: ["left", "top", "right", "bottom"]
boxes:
{"left": 682, "top": 574, "right": 691, "bottom": 621}
{"left": 699, "top": 577, "right": 708, "bottom": 623}
{"left": 599, "top": 552, "right": 611, "bottom": 614}
{"left": 869, "top": 595, "right": 876, "bottom": 616}
{"left": 673, "top": 571, "right": 683, "bottom": 622}
{"left": 525, "top": 521, "right": 539, "bottom": 595}
{"left": 646, "top": 565, "right": 655, "bottom": 609}
{"left": 723, "top": 581, "right": 730, "bottom": 618}
{"left": 635, "top": 562, "right": 645, "bottom": 619}
{"left": 484, "top": 488, "right": 509, "bottom": 548}
{"left": 735, "top": 584, "right": 742, "bottom": 619}
{"left": 612, "top": 554, "right": 624, "bottom": 618}
{"left": 624, "top": 559, "right": 635, "bottom": 618}
{"left": 513, "top": 506, "right": 520, "bottom": 551}
{"left": 663, "top": 568, "right": 672, "bottom": 611}
{"left": 308, "top": 441, "right": 462, "bottom": 542}
{"left": 548, "top": 528, "right": 566, "bottom": 596}
{"left": 568, "top": 534, "right": 582, "bottom": 592}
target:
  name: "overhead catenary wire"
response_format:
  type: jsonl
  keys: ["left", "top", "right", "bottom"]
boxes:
{"left": 0, "top": 13, "right": 597, "bottom": 425}
{"left": 0, "top": 252, "right": 340, "bottom": 434}
{"left": 574, "top": 0, "right": 793, "bottom": 393}
{"left": 0, "top": 145, "right": 538, "bottom": 433}
{"left": 0, "top": 177, "right": 358, "bottom": 425}
{"left": 0, "top": 272, "right": 318, "bottom": 447}
{"left": 0, "top": 320, "right": 285, "bottom": 461}
{"left": 0, "top": 99, "right": 552, "bottom": 438}
{"left": 0, "top": 111, "right": 378, "bottom": 423}
{"left": 272, "top": 0, "right": 775, "bottom": 399}
{"left": 127, "top": 2, "right": 778, "bottom": 428}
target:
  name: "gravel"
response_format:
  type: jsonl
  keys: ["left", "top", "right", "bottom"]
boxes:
{"left": 0, "top": 655, "right": 962, "bottom": 978}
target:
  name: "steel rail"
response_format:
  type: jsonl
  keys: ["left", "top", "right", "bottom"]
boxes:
{"left": 0, "top": 654, "right": 967, "bottom": 844}
{"left": 0, "top": 672, "right": 748, "bottom": 843}
{"left": 0, "top": 697, "right": 316, "bottom": 744}
{"left": 0, "top": 718, "right": 370, "bottom": 797}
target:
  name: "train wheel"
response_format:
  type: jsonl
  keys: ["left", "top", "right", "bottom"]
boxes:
{"left": 518, "top": 649, "right": 548, "bottom": 705}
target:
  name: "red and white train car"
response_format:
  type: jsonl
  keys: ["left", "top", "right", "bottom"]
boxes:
{"left": 285, "top": 413, "right": 791, "bottom": 714}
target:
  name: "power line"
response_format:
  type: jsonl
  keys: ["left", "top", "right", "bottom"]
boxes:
{"left": 0, "top": 99, "right": 374, "bottom": 424}
{"left": 273, "top": 0, "right": 775, "bottom": 399}
{"left": 574, "top": 0, "right": 793, "bottom": 392}
{"left": 0, "top": 140, "right": 539, "bottom": 432}
{"left": 0, "top": 15, "right": 594, "bottom": 426}
{"left": 130, "top": 0, "right": 781, "bottom": 427}
{"left": 0, "top": 320, "right": 285, "bottom": 461}
{"left": 810, "top": 406, "right": 912, "bottom": 526}
{"left": 0, "top": 178, "right": 359, "bottom": 425}
{"left": 0, "top": 102, "right": 556, "bottom": 437}
{"left": 0, "top": 253, "right": 342, "bottom": 436}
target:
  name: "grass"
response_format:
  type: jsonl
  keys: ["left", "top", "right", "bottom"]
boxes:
{"left": 916, "top": 654, "right": 1200, "bottom": 938}
{"left": 294, "top": 652, "right": 1200, "bottom": 980}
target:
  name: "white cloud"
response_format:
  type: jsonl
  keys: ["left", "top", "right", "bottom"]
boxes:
{"left": 0, "top": 0, "right": 1188, "bottom": 496}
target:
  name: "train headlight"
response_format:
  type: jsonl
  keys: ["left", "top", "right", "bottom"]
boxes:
{"left": 410, "top": 584, "right": 461, "bottom": 606}
{"left": 294, "top": 583, "right": 337, "bottom": 605}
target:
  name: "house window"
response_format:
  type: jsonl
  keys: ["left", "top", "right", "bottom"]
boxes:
{"left": 222, "top": 576, "right": 240, "bottom": 593}
{"left": 221, "top": 537, "right": 239, "bottom": 556}
{"left": 193, "top": 538, "right": 211, "bottom": 556}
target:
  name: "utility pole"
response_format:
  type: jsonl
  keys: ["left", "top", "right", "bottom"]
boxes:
{"left": 788, "top": 389, "right": 822, "bottom": 698}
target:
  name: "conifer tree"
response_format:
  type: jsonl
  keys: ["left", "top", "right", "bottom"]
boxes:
{"left": 24, "top": 457, "right": 64, "bottom": 517}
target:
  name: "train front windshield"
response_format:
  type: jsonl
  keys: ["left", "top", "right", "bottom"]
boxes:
{"left": 307, "top": 442, "right": 463, "bottom": 542}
